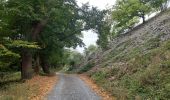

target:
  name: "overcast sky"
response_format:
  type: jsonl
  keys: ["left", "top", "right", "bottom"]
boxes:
{"left": 75, "top": 0, "right": 116, "bottom": 53}
{"left": 77, "top": 0, "right": 116, "bottom": 9}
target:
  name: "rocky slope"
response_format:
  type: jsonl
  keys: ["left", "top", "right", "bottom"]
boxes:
{"left": 82, "top": 9, "right": 170, "bottom": 99}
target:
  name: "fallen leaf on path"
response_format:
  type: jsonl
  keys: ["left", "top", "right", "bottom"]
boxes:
{"left": 79, "top": 74, "right": 116, "bottom": 100}
{"left": 26, "top": 75, "right": 58, "bottom": 100}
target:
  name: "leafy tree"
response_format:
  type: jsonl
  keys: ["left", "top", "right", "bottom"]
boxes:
{"left": 142, "top": 0, "right": 170, "bottom": 11}
{"left": 0, "top": 0, "right": 84, "bottom": 79}
{"left": 61, "top": 49, "right": 84, "bottom": 70}
{"left": 112, "top": 0, "right": 151, "bottom": 25}
{"left": 81, "top": 3, "right": 111, "bottom": 49}
{"left": 111, "top": 0, "right": 153, "bottom": 38}
{"left": 0, "top": 0, "right": 107, "bottom": 79}
{"left": 69, "top": 50, "right": 84, "bottom": 66}
{"left": 84, "top": 45, "right": 98, "bottom": 56}
{"left": 83, "top": 45, "right": 99, "bottom": 61}
{"left": 36, "top": 0, "right": 85, "bottom": 74}
{"left": 111, "top": 0, "right": 170, "bottom": 38}
{"left": 0, "top": 44, "right": 20, "bottom": 70}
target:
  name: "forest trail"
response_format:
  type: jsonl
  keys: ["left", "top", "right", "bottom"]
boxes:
{"left": 47, "top": 73, "right": 101, "bottom": 100}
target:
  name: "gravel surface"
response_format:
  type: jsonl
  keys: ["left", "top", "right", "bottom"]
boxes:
{"left": 47, "top": 73, "right": 101, "bottom": 100}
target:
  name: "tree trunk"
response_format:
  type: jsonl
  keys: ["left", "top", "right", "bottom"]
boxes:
{"left": 34, "top": 54, "right": 40, "bottom": 74}
{"left": 31, "top": 19, "right": 48, "bottom": 41}
{"left": 142, "top": 15, "right": 145, "bottom": 24}
{"left": 31, "top": 19, "right": 48, "bottom": 74}
{"left": 21, "top": 50, "right": 33, "bottom": 79}
{"left": 42, "top": 63, "right": 50, "bottom": 74}
{"left": 41, "top": 55, "right": 50, "bottom": 74}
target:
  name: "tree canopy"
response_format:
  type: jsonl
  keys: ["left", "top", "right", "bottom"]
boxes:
{"left": 0, "top": 0, "right": 170, "bottom": 79}
{"left": 111, "top": 0, "right": 169, "bottom": 37}
{"left": 0, "top": 0, "right": 112, "bottom": 79}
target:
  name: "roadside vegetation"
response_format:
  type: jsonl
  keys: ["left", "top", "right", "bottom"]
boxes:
{"left": 1, "top": 0, "right": 170, "bottom": 99}
{"left": 0, "top": 72, "right": 57, "bottom": 100}
{"left": 0, "top": 72, "right": 35, "bottom": 99}
{"left": 89, "top": 39, "right": 170, "bottom": 99}
{"left": 0, "top": 0, "right": 106, "bottom": 99}
{"left": 65, "top": 0, "right": 170, "bottom": 99}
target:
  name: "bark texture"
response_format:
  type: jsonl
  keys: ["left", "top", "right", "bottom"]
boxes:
{"left": 34, "top": 54, "right": 40, "bottom": 74}
{"left": 21, "top": 50, "right": 33, "bottom": 79}
{"left": 42, "top": 63, "right": 50, "bottom": 74}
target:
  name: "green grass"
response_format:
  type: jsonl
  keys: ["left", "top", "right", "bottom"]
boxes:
{"left": 89, "top": 38, "right": 170, "bottom": 99}
{"left": 0, "top": 72, "right": 38, "bottom": 100}
{"left": 78, "top": 62, "right": 95, "bottom": 74}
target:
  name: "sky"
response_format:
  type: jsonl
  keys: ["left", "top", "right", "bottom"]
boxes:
{"left": 77, "top": 0, "right": 116, "bottom": 9}
{"left": 75, "top": 0, "right": 116, "bottom": 53}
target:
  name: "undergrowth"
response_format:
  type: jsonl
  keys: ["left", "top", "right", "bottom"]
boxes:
{"left": 0, "top": 72, "right": 38, "bottom": 100}
{"left": 89, "top": 38, "right": 170, "bottom": 99}
{"left": 78, "top": 62, "right": 95, "bottom": 74}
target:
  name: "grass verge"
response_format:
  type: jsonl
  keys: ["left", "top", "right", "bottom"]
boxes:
{"left": 79, "top": 74, "right": 116, "bottom": 100}
{"left": 0, "top": 72, "right": 57, "bottom": 100}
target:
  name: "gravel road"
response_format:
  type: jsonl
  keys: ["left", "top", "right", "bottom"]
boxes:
{"left": 47, "top": 73, "right": 101, "bottom": 100}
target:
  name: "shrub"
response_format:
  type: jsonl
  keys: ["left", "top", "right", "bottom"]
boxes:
{"left": 92, "top": 71, "right": 107, "bottom": 80}
{"left": 78, "top": 62, "right": 95, "bottom": 73}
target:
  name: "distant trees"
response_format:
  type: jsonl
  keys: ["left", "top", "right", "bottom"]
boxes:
{"left": 84, "top": 45, "right": 97, "bottom": 57}
{"left": 61, "top": 45, "right": 98, "bottom": 70}
{"left": 61, "top": 49, "right": 84, "bottom": 71}
{"left": 81, "top": 3, "right": 111, "bottom": 49}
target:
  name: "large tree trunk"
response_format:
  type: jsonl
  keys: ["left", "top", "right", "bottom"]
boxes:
{"left": 31, "top": 19, "right": 48, "bottom": 74}
{"left": 41, "top": 55, "right": 50, "bottom": 74}
{"left": 31, "top": 19, "right": 48, "bottom": 40}
{"left": 42, "top": 63, "right": 50, "bottom": 74}
{"left": 21, "top": 50, "right": 33, "bottom": 79}
{"left": 34, "top": 54, "right": 40, "bottom": 74}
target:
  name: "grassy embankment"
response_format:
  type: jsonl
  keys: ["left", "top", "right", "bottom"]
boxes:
{"left": 79, "top": 33, "right": 170, "bottom": 99}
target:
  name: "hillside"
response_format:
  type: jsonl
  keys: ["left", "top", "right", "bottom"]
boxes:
{"left": 81, "top": 9, "right": 170, "bottom": 99}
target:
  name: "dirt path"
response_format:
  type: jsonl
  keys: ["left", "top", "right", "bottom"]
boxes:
{"left": 47, "top": 73, "right": 101, "bottom": 100}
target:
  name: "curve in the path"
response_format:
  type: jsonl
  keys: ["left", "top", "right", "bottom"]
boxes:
{"left": 47, "top": 73, "right": 101, "bottom": 100}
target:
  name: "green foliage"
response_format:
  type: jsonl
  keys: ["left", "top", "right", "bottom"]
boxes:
{"left": 163, "top": 40, "right": 170, "bottom": 50}
{"left": 0, "top": 44, "right": 20, "bottom": 70}
{"left": 91, "top": 70, "right": 108, "bottom": 83}
{"left": 0, "top": 0, "right": 108, "bottom": 76}
{"left": 112, "top": 0, "right": 151, "bottom": 35}
{"left": 0, "top": 72, "right": 39, "bottom": 100}
{"left": 7, "top": 40, "right": 40, "bottom": 49}
{"left": 84, "top": 45, "right": 97, "bottom": 56}
{"left": 144, "top": 0, "right": 169, "bottom": 11}
{"left": 89, "top": 32, "right": 170, "bottom": 99}
{"left": 0, "top": 44, "right": 20, "bottom": 58}
{"left": 144, "top": 37, "right": 160, "bottom": 50}
{"left": 0, "top": 72, "right": 20, "bottom": 83}
{"left": 160, "top": 61, "right": 170, "bottom": 69}
{"left": 78, "top": 62, "right": 95, "bottom": 73}
{"left": 111, "top": 0, "right": 169, "bottom": 37}
{"left": 81, "top": 4, "right": 111, "bottom": 49}
{"left": 65, "top": 50, "right": 84, "bottom": 66}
